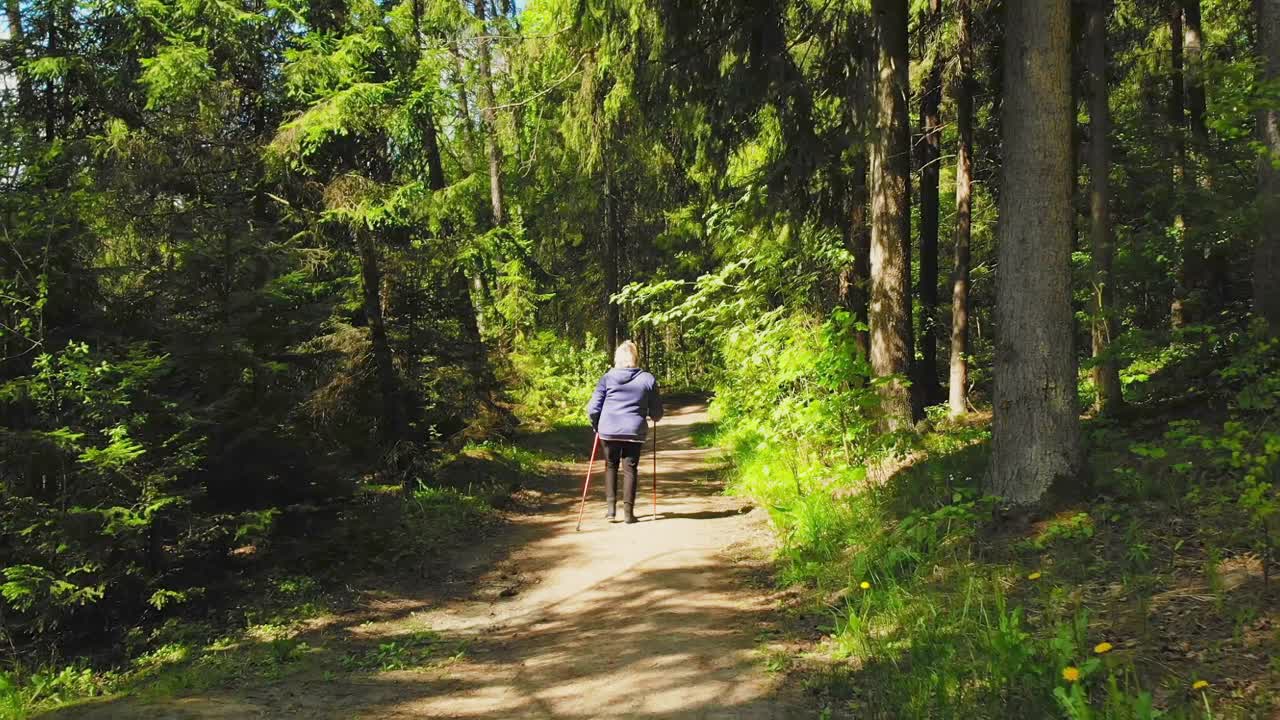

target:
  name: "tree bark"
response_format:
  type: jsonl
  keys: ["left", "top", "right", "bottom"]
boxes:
{"left": 451, "top": 47, "right": 477, "bottom": 144}
{"left": 603, "top": 149, "right": 622, "bottom": 356}
{"left": 1087, "top": 0, "right": 1124, "bottom": 415}
{"left": 1187, "top": 0, "right": 1231, "bottom": 308}
{"left": 869, "top": 0, "right": 914, "bottom": 429}
{"left": 1258, "top": 0, "right": 1280, "bottom": 334}
{"left": 949, "top": 0, "right": 974, "bottom": 418}
{"left": 421, "top": 92, "right": 490, "bottom": 379}
{"left": 357, "top": 227, "right": 404, "bottom": 442}
{"left": 1184, "top": 0, "right": 1209, "bottom": 149}
{"left": 918, "top": 0, "right": 944, "bottom": 407}
{"left": 842, "top": 31, "right": 873, "bottom": 360}
{"left": 424, "top": 111, "right": 447, "bottom": 193}
{"left": 1169, "top": 1, "right": 1196, "bottom": 328}
{"left": 474, "top": 0, "right": 505, "bottom": 226}
{"left": 413, "top": 1, "right": 491, "bottom": 360}
{"left": 843, "top": 152, "right": 872, "bottom": 360}
{"left": 5, "top": 0, "right": 34, "bottom": 111}
{"left": 990, "top": 0, "right": 1083, "bottom": 505}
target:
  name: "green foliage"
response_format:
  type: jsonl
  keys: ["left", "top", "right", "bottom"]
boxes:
{"left": 0, "top": 666, "right": 100, "bottom": 720}
{"left": 506, "top": 331, "right": 608, "bottom": 427}
{"left": 340, "top": 630, "right": 466, "bottom": 672}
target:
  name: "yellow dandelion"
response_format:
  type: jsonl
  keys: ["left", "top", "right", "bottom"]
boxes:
{"left": 1027, "top": 572, "right": 1042, "bottom": 581}
{"left": 1062, "top": 666, "right": 1081, "bottom": 683}
{"left": 860, "top": 581, "right": 871, "bottom": 590}
{"left": 1192, "top": 680, "right": 1210, "bottom": 691}
{"left": 1093, "top": 642, "right": 1113, "bottom": 655}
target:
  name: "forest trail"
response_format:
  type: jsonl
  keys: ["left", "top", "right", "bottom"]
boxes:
{"left": 54, "top": 402, "right": 813, "bottom": 719}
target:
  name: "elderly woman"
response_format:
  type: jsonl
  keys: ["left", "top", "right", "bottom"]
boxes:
{"left": 586, "top": 340, "right": 664, "bottom": 523}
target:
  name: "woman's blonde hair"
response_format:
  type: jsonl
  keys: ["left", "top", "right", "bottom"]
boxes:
{"left": 614, "top": 340, "right": 640, "bottom": 369}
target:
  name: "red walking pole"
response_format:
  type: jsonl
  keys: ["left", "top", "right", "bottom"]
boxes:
{"left": 575, "top": 433, "right": 601, "bottom": 531}
{"left": 651, "top": 422, "right": 658, "bottom": 521}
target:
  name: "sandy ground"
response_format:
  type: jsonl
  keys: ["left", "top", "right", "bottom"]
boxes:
{"left": 52, "top": 402, "right": 814, "bottom": 719}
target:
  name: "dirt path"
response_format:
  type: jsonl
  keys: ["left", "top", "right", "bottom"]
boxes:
{"left": 54, "top": 403, "right": 813, "bottom": 719}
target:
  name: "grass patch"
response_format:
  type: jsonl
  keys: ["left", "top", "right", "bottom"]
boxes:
{"left": 339, "top": 630, "right": 467, "bottom": 672}
{"left": 722, "top": 411, "right": 1278, "bottom": 719}
{"left": 689, "top": 421, "right": 720, "bottom": 449}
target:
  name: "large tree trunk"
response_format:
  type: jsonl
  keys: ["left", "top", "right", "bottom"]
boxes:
{"left": 990, "top": 0, "right": 1083, "bottom": 505}
{"left": 1258, "top": 0, "right": 1280, "bottom": 333}
{"left": 918, "top": 0, "right": 943, "bottom": 407}
{"left": 474, "top": 0, "right": 505, "bottom": 226}
{"left": 869, "top": 0, "right": 914, "bottom": 429}
{"left": 1087, "top": 0, "right": 1124, "bottom": 415}
{"left": 1169, "top": 1, "right": 1196, "bottom": 328}
{"left": 949, "top": 0, "right": 974, "bottom": 418}
{"left": 357, "top": 227, "right": 404, "bottom": 443}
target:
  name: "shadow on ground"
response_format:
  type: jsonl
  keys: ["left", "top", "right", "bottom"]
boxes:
{"left": 45, "top": 401, "right": 813, "bottom": 720}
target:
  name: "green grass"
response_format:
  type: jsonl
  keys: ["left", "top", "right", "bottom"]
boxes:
{"left": 719, "top": 405, "right": 1275, "bottom": 720}
{"left": 689, "top": 421, "right": 720, "bottom": 449}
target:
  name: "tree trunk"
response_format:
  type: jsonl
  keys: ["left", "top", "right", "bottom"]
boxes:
{"left": 869, "top": 0, "right": 914, "bottom": 429}
{"left": 842, "top": 32, "right": 872, "bottom": 360}
{"left": 918, "top": 0, "right": 944, "bottom": 407}
{"left": 1169, "top": 1, "right": 1196, "bottom": 327}
{"left": 5, "top": 0, "right": 34, "bottom": 111}
{"left": 357, "top": 227, "right": 404, "bottom": 442}
{"left": 949, "top": 0, "right": 974, "bottom": 418}
{"left": 1183, "top": 0, "right": 1230, "bottom": 308}
{"left": 1184, "top": 0, "right": 1209, "bottom": 149}
{"left": 1258, "top": 0, "right": 1280, "bottom": 334}
{"left": 843, "top": 152, "right": 872, "bottom": 359}
{"left": 451, "top": 47, "right": 477, "bottom": 144}
{"left": 474, "top": 0, "right": 505, "bottom": 226}
{"left": 43, "top": 3, "right": 59, "bottom": 140}
{"left": 1087, "top": 0, "right": 1124, "bottom": 415}
{"left": 421, "top": 93, "right": 491, "bottom": 382}
{"left": 424, "top": 111, "right": 447, "bottom": 193}
{"left": 603, "top": 150, "right": 622, "bottom": 357}
{"left": 990, "top": 0, "right": 1083, "bottom": 505}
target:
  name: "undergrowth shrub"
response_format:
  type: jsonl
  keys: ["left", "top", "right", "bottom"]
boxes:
{"left": 702, "top": 312, "right": 1254, "bottom": 718}
{"left": 505, "top": 331, "right": 608, "bottom": 427}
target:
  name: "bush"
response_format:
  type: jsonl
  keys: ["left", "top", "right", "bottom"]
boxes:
{"left": 505, "top": 331, "right": 608, "bottom": 428}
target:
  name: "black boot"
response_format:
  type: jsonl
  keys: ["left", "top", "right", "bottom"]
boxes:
{"left": 623, "top": 503, "right": 637, "bottom": 524}
{"left": 604, "top": 467, "right": 618, "bottom": 520}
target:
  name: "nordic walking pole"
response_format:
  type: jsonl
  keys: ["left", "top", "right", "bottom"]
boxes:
{"left": 575, "top": 433, "right": 601, "bottom": 532}
{"left": 651, "top": 421, "right": 658, "bottom": 521}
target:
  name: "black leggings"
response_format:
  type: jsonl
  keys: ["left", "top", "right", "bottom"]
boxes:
{"left": 603, "top": 440, "right": 643, "bottom": 505}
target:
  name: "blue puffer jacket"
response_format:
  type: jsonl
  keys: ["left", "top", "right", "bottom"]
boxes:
{"left": 585, "top": 368, "right": 664, "bottom": 441}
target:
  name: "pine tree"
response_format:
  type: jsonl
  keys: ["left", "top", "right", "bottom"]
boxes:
{"left": 1258, "top": 0, "right": 1280, "bottom": 333}
{"left": 948, "top": 0, "right": 974, "bottom": 418}
{"left": 869, "top": 0, "right": 914, "bottom": 428}
{"left": 918, "top": 0, "right": 944, "bottom": 407}
{"left": 1087, "top": 0, "right": 1124, "bottom": 414}
{"left": 990, "top": 0, "right": 1083, "bottom": 504}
